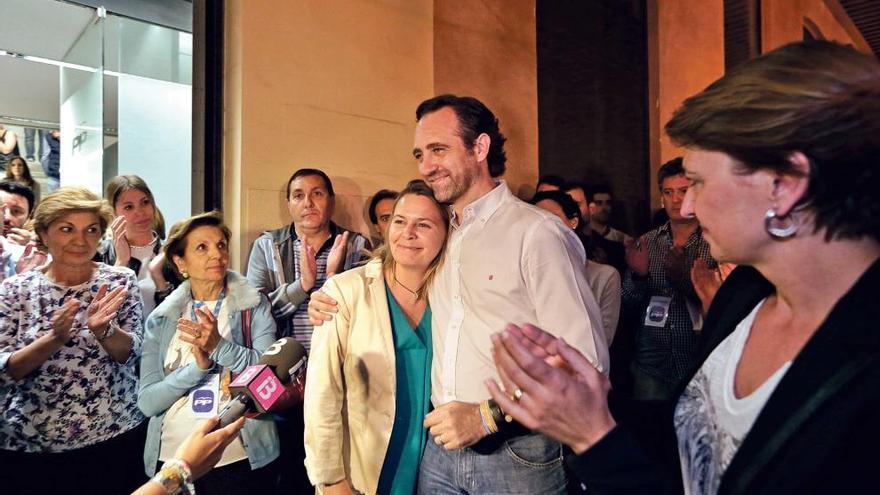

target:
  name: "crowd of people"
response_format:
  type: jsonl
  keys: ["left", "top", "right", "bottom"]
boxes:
{"left": 0, "top": 39, "right": 878, "bottom": 495}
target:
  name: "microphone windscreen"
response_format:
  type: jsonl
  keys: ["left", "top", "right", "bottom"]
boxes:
{"left": 257, "top": 337, "right": 307, "bottom": 383}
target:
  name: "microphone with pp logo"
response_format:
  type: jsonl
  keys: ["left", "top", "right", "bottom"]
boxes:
{"left": 215, "top": 337, "right": 307, "bottom": 429}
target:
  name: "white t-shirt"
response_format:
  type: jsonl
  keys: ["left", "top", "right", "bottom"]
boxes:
{"left": 674, "top": 299, "right": 791, "bottom": 495}
{"left": 130, "top": 238, "right": 158, "bottom": 316}
{"left": 159, "top": 298, "right": 248, "bottom": 467}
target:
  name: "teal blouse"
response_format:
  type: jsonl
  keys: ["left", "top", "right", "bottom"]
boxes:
{"left": 376, "top": 286, "right": 433, "bottom": 495}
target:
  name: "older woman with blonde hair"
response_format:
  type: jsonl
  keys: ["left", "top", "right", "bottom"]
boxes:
{"left": 138, "top": 211, "right": 279, "bottom": 495}
{"left": 305, "top": 180, "right": 450, "bottom": 495}
{"left": 0, "top": 186, "right": 146, "bottom": 495}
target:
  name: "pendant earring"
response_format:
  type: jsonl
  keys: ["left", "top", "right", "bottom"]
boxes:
{"left": 764, "top": 208, "right": 797, "bottom": 238}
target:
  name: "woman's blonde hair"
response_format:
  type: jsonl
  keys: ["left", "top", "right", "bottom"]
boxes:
{"left": 32, "top": 187, "right": 113, "bottom": 249}
{"left": 374, "top": 180, "right": 450, "bottom": 300}
{"left": 105, "top": 174, "right": 167, "bottom": 239}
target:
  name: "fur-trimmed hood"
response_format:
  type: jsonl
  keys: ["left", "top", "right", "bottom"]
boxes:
{"left": 151, "top": 269, "right": 261, "bottom": 320}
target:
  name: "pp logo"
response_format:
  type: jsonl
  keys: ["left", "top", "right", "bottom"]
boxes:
{"left": 192, "top": 390, "right": 215, "bottom": 413}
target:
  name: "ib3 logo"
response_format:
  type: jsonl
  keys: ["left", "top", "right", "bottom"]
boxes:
{"left": 192, "top": 390, "right": 215, "bottom": 413}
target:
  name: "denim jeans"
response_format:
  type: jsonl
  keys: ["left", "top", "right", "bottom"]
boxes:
{"left": 418, "top": 433, "right": 567, "bottom": 495}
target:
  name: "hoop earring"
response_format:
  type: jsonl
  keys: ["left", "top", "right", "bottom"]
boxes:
{"left": 764, "top": 208, "right": 797, "bottom": 238}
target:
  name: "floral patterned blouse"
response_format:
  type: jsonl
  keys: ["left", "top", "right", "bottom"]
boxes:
{"left": 0, "top": 263, "right": 145, "bottom": 453}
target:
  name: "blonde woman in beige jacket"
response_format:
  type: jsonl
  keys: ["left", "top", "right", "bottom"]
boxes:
{"left": 305, "top": 180, "right": 450, "bottom": 495}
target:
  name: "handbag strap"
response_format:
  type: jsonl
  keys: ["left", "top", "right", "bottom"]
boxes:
{"left": 242, "top": 307, "right": 253, "bottom": 349}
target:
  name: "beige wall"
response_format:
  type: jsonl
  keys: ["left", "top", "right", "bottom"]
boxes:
{"left": 224, "top": 0, "right": 435, "bottom": 269}
{"left": 434, "top": 0, "right": 538, "bottom": 199}
{"left": 224, "top": 0, "right": 539, "bottom": 270}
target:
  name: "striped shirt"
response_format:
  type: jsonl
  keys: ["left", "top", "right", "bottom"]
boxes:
{"left": 290, "top": 237, "right": 332, "bottom": 352}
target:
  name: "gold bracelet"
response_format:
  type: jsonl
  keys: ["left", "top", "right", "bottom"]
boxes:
{"left": 480, "top": 400, "right": 498, "bottom": 433}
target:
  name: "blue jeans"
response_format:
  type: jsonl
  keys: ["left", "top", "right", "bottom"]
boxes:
{"left": 418, "top": 433, "right": 566, "bottom": 495}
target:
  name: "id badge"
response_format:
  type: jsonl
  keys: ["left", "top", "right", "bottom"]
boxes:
{"left": 189, "top": 373, "right": 220, "bottom": 418}
{"left": 644, "top": 296, "right": 672, "bottom": 328}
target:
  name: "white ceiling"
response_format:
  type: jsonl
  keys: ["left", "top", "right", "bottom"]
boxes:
{"left": 0, "top": 0, "right": 97, "bottom": 125}
{"left": 1, "top": 0, "right": 96, "bottom": 61}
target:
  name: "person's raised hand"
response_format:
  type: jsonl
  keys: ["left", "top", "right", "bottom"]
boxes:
{"left": 486, "top": 326, "right": 615, "bottom": 454}
{"left": 300, "top": 242, "right": 317, "bottom": 292}
{"left": 110, "top": 216, "right": 132, "bottom": 267}
{"left": 326, "top": 231, "right": 350, "bottom": 278}
{"left": 86, "top": 284, "right": 126, "bottom": 337}
{"left": 624, "top": 236, "right": 649, "bottom": 277}
{"left": 173, "top": 416, "right": 246, "bottom": 480}
{"left": 51, "top": 299, "right": 80, "bottom": 344}
{"left": 6, "top": 227, "right": 33, "bottom": 246}
{"left": 177, "top": 305, "right": 222, "bottom": 356}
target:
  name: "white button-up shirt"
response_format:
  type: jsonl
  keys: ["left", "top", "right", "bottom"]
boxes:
{"left": 429, "top": 181, "right": 609, "bottom": 406}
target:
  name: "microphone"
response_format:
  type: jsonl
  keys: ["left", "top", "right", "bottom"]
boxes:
{"left": 216, "top": 337, "right": 307, "bottom": 428}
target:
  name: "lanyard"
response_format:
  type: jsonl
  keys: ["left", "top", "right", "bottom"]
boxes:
{"left": 191, "top": 289, "right": 226, "bottom": 322}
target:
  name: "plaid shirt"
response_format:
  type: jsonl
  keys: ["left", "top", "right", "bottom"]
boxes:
{"left": 622, "top": 222, "right": 716, "bottom": 382}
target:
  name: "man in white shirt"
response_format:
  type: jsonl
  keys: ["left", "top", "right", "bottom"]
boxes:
{"left": 310, "top": 95, "right": 608, "bottom": 494}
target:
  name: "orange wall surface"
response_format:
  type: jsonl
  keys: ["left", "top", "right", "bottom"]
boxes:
{"left": 763, "top": 0, "right": 871, "bottom": 53}
{"left": 434, "top": 0, "right": 539, "bottom": 199}
{"left": 648, "top": 0, "right": 724, "bottom": 206}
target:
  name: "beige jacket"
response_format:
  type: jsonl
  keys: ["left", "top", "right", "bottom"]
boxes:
{"left": 304, "top": 259, "right": 397, "bottom": 495}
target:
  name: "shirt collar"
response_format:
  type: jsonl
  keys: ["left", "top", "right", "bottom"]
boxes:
{"left": 657, "top": 221, "right": 703, "bottom": 245}
{"left": 450, "top": 180, "right": 509, "bottom": 229}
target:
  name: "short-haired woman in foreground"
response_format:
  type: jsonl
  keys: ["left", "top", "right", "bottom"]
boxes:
{"left": 489, "top": 40, "right": 880, "bottom": 495}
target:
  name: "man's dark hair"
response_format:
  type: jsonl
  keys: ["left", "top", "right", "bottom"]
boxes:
{"left": 564, "top": 180, "right": 589, "bottom": 197}
{"left": 530, "top": 190, "right": 582, "bottom": 226}
{"left": 368, "top": 189, "right": 399, "bottom": 224}
{"left": 587, "top": 184, "right": 612, "bottom": 203}
{"left": 286, "top": 168, "right": 335, "bottom": 199}
{"left": 416, "top": 94, "right": 508, "bottom": 177}
{"left": 0, "top": 180, "right": 35, "bottom": 216}
{"left": 537, "top": 174, "right": 566, "bottom": 190}
{"left": 657, "top": 157, "right": 685, "bottom": 190}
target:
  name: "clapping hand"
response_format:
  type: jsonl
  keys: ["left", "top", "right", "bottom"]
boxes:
{"left": 300, "top": 242, "right": 317, "bottom": 292}
{"left": 177, "top": 305, "right": 222, "bottom": 368}
{"left": 15, "top": 242, "right": 48, "bottom": 274}
{"left": 6, "top": 227, "right": 33, "bottom": 246}
{"left": 110, "top": 216, "right": 131, "bottom": 267}
{"left": 326, "top": 231, "right": 350, "bottom": 278}
{"left": 486, "top": 324, "right": 616, "bottom": 455}
{"left": 51, "top": 299, "right": 80, "bottom": 344}
{"left": 86, "top": 284, "right": 126, "bottom": 337}
{"left": 625, "top": 236, "right": 649, "bottom": 277}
